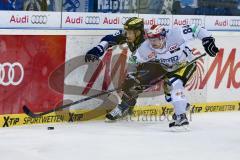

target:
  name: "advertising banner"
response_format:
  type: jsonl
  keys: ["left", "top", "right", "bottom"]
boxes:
{"left": 138, "top": 14, "right": 172, "bottom": 29}
{"left": 172, "top": 15, "right": 205, "bottom": 27}
{"left": 0, "top": 11, "right": 239, "bottom": 31}
{"left": 0, "top": 11, "right": 61, "bottom": 29}
{"left": 0, "top": 35, "right": 66, "bottom": 114}
{"left": 62, "top": 12, "right": 138, "bottom": 29}
{"left": 205, "top": 16, "right": 240, "bottom": 31}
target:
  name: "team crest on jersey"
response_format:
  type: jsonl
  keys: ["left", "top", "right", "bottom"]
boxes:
{"left": 169, "top": 44, "right": 180, "bottom": 53}
{"left": 148, "top": 52, "right": 156, "bottom": 59}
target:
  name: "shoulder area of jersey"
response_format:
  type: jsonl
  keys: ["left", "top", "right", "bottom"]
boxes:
{"left": 138, "top": 39, "right": 152, "bottom": 50}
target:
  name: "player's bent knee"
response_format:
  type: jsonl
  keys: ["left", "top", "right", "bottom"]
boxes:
{"left": 171, "top": 89, "right": 186, "bottom": 103}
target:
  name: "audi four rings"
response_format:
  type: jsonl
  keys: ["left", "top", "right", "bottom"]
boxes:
{"left": 31, "top": 15, "right": 48, "bottom": 24}
{"left": 229, "top": 19, "right": 240, "bottom": 27}
{"left": 0, "top": 62, "right": 24, "bottom": 86}
{"left": 190, "top": 18, "right": 203, "bottom": 26}
{"left": 85, "top": 16, "right": 100, "bottom": 24}
{"left": 156, "top": 18, "right": 171, "bottom": 26}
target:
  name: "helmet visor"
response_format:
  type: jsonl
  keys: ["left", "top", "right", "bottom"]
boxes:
{"left": 147, "top": 33, "right": 165, "bottom": 40}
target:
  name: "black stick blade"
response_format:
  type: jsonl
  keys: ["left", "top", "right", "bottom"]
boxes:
{"left": 23, "top": 105, "right": 40, "bottom": 118}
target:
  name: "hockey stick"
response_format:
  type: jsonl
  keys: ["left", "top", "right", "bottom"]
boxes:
{"left": 23, "top": 53, "right": 206, "bottom": 118}
{"left": 23, "top": 88, "right": 121, "bottom": 118}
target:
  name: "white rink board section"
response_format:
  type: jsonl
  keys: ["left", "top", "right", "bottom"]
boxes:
{"left": 0, "top": 112, "right": 240, "bottom": 160}
{"left": 64, "top": 30, "right": 240, "bottom": 110}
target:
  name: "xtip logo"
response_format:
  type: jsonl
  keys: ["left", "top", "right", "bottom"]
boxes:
{"left": 191, "top": 105, "right": 203, "bottom": 113}
{"left": 68, "top": 113, "right": 83, "bottom": 122}
{"left": 2, "top": 116, "right": 20, "bottom": 127}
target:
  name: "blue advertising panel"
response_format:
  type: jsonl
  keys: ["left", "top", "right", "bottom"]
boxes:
{"left": 0, "top": 0, "right": 23, "bottom": 10}
{"left": 97, "top": 0, "right": 137, "bottom": 13}
{"left": 62, "top": 0, "right": 91, "bottom": 12}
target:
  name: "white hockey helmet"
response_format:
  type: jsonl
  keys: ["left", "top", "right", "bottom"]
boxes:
{"left": 146, "top": 24, "right": 166, "bottom": 39}
{"left": 147, "top": 25, "right": 167, "bottom": 49}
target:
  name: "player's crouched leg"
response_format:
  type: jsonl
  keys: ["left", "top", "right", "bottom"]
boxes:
{"left": 105, "top": 93, "right": 137, "bottom": 121}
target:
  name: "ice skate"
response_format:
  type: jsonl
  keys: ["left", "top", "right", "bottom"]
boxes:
{"left": 169, "top": 113, "right": 190, "bottom": 131}
{"left": 105, "top": 105, "right": 130, "bottom": 122}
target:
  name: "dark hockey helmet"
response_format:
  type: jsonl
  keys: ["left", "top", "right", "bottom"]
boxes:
{"left": 124, "top": 17, "right": 144, "bottom": 31}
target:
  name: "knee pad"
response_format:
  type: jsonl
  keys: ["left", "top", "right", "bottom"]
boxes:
{"left": 170, "top": 79, "right": 186, "bottom": 103}
{"left": 164, "top": 78, "right": 186, "bottom": 103}
{"left": 171, "top": 89, "right": 186, "bottom": 103}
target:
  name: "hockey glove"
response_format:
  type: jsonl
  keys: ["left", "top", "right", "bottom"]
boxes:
{"left": 202, "top": 37, "right": 219, "bottom": 57}
{"left": 85, "top": 45, "right": 104, "bottom": 62}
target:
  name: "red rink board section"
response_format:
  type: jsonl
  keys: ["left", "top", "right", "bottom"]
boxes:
{"left": 0, "top": 35, "right": 66, "bottom": 114}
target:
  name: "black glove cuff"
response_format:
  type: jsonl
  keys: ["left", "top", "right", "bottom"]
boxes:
{"left": 95, "top": 45, "right": 104, "bottom": 57}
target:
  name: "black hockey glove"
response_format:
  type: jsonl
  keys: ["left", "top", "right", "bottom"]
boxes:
{"left": 202, "top": 37, "right": 219, "bottom": 57}
{"left": 85, "top": 45, "right": 104, "bottom": 62}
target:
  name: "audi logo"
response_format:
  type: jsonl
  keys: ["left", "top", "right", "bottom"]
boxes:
{"left": 85, "top": 16, "right": 100, "bottom": 24}
{"left": 121, "top": 17, "right": 132, "bottom": 24}
{"left": 189, "top": 18, "right": 202, "bottom": 26}
{"left": 229, "top": 19, "right": 240, "bottom": 27}
{"left": 31, "top": 15, "right": 48, "bottom": 24}
{"left": 156, "top": 18, "right": 171, "bottom": 26}
{"left": 0, "top": 62, "right": 24, "bottom": 86}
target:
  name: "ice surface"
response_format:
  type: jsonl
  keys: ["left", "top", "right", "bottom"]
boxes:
{"left": 0, "top": 112, "right": 240, "bottom": 160}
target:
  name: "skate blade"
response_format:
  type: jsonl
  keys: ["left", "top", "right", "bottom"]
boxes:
{"left": 104, "top": 118, "right": 118, "bottom": 123}
{"left": 170, "top": 125, "right": 191, "bottom": 132}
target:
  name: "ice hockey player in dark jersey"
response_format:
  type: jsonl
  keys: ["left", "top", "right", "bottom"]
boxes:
{"left": 85, "top": 17, "right": 145, "bottom": 62}
{"left": 85, "top": 17, "right": 148, "bottom": 120}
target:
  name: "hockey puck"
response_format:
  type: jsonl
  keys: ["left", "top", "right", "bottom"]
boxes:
{"left": 47, "top": 127, "right": 54, "bottom": 130}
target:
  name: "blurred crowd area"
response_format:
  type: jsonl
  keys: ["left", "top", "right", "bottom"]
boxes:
{"left": 0, "top": 0, "right": 240, "bottom": 15}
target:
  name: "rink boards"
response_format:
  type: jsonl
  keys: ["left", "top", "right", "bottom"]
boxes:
{"left": 0, "top": 101, "right": 240, "bottom": 127}
{"left": 0, "top": 30, "right": 240, "bottom": 127}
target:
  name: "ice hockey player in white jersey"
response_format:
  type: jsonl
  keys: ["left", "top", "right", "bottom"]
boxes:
{"left": 135, "top": 24, "right": 219, "bottom": 127}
